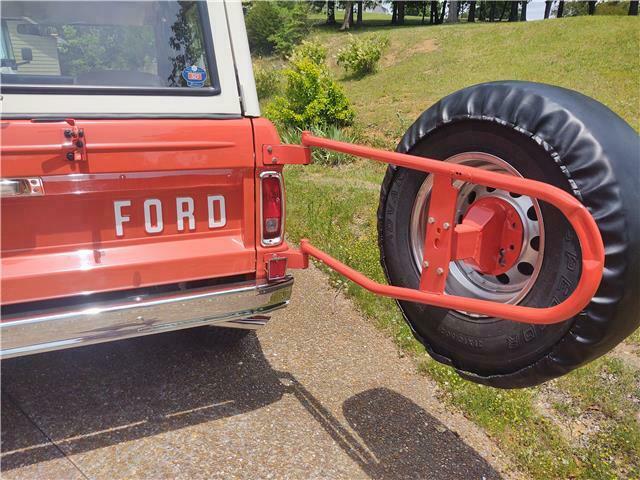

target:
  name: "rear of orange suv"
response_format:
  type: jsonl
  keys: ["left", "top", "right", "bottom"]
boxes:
{"left": 0, "top": 0, "right": 293, "bottom": 357}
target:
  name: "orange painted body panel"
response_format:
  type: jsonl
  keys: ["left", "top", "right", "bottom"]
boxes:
{"left": 1, "top": 119, "right": 260, "bottom": 305}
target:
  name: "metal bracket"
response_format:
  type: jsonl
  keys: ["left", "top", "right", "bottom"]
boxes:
{"left": 262, "top": 144, "right": 311, "bottom": 166}
{"left": 281, "top": 131, "right": 605, "bottom": 325}
{"left": 63, "top": 118, "right": 88, "bottom": 162}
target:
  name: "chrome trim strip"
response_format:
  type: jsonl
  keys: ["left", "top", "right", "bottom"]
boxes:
{"left": 0, "top": 276, "right": 293, "bottom": 359}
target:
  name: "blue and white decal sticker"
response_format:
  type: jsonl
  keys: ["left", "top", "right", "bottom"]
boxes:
{"left": 182, "top": 65, "right": 207, "bottom": 88}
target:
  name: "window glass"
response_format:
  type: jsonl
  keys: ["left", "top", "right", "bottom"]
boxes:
{"left": 0, "top": 1, "right": 215, "bottom": 89}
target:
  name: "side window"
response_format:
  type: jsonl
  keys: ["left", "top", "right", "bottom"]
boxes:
{"left": 0, "top": 1, "right": 219, "bottom": 94}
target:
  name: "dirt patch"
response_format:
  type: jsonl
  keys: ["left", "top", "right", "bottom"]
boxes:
{"left": 382, "top": 38, "right": 438, "bottom": 67}
{"left": 534, "top": 382, "right": 607, "bottom": 449}
{"left": 611, "top": 342, "right": 640, "bottom": 370}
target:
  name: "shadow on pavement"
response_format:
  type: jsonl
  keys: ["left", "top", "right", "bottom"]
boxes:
{"left": 2, "top": 331, "right": 500, "bottom": 479}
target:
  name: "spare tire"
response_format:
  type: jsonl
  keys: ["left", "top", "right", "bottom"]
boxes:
{"left": 377, "top": 81, "right": 639, "bottom": 388}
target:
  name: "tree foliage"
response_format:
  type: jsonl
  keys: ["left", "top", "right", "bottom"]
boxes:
{"left": 245, "top": 2, "right": 311, "bottom": 57}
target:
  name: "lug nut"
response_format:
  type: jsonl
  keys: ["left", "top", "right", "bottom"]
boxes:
{"left": 436, "top": 267, "right": 444, "bottom": 275}
{"left": 443, "top": 222, "right": 450, "bottom": 230}
{"left": 428, "top": 217, "right": 435, "bottom": 224}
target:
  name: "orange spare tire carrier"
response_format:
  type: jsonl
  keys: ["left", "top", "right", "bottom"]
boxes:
{"left": 270, "top": 132, "right": 605, "bottom": 326}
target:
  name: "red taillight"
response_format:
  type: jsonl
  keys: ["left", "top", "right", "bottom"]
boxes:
{"left": 261, "top": 172, "right": 283, "bottom": 245}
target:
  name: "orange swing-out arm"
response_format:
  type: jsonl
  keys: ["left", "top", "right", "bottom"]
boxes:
{"left": 277, "top": 132, "right": 605, "bottom": 325}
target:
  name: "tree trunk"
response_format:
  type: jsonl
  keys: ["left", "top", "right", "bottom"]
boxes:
{"left": 489, "top": 1, "right": 496, "bottom": 21}
{"left": 520, "top": 1, "right": 527, "bottom": 20}
{"left": 440, "top": 1, "right": 448, "bottom": 23}
{"left": 479, "top": 1, "right": 486, "bottom": 21}
{"left": 588, "top": 1, "right": 596, "bottom": 15}
{"left": 397, "top": 1, "right": 406, "bottom": 25}
{"left": 340, "top": 1, "right": 353, "bottom": 30}
{"left": 422, "top": 1, "right": 427, "bottom": 24}
{"left": 430, "top": 0, "right": 438, "bottom": 23}
{"left": 349, "top": 2, "right": 355, "bottom": 27}
{"left": 448, "top": 0, "right": 458, "bottom": 22}
{"left": 557, "top": 1, "right": 564, "bottom": 18}
{"left": 630, "top": 1, "right": 639, "bottom": 15}
{"left": 499, "top": 1, "right": 510, "bottom": 21}
{"left": 327, "top": 1, "right": 336, "bottom": 25}
{"left": 392, "top": 1, "right": 397, "bottom": 24}
{"left": 509, "top": 1, "right": 519, "bottom": 21}
{"left": 544, "top": 0, "right": 552, "bottom": 19}
{"left": 357, "top": 1, "right": 363, "bottom": 24}
{"left": 468, "top": 0, "right": 476, "bottom": 22}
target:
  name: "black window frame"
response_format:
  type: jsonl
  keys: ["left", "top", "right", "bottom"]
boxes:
{"left": 0, "top": 1, "right": 221, "bottom": 96}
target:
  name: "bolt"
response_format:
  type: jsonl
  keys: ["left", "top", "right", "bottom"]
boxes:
{"left": 422, "top": 260, "right": 429, "bottom": 268}
{"left": 443, "top": 222, "right": 450, "bottom": 230}
{"left": 64, "top": 129, "right": 72, "bottom": 138}
{"left": 428, "top": 217, "right": 435, "bottom": 224}
{"left": 66, "top": 152, "right": 74, "bottom": 161}
{"left": 267, "top": 146, "right": 273, "bottom": 154}
{"left": 271, "top": 157, "right": 278, "bottom": 164}
{"left": 436, "top": 267, "right": 444, "bottom": 276}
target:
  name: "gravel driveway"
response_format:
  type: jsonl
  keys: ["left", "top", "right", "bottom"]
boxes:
{"left": 1, "top": 266, "right": 518, "bottom": 479}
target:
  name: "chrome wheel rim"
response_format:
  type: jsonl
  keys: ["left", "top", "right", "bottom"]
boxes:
{"left": 409, "top": 152, "right": 545, "bottom": 316}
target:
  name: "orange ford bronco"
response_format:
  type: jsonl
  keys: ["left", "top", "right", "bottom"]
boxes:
{"left": 1, "top": 1, "right": 638, "bottom": 388}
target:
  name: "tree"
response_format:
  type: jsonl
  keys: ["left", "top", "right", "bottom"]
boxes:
{"left": 520, "top": 0, "right": 527, "bottom": 20}
{"left": 340, "top": 1, "right": 353, "bottom": 30}
{"left": 357, "top": 0, "right": 363, "bottom": 24}
{"left": 448, "top": 0, "right": 459, "bottom": 22}
{"left": 489, "top": 1, "right": 496, "bottom": 21}
{"left": 588, "top": 1, "right": 596, "bottom": 15}
{"left": 397, "top": 1, "right": 406, "bottom": 24}
{"left": 327, "top": 1, "right": 336, "bottom": 24}
{"left": 468, "top": 0, "right": 476, "bottom": 21}
{"left": 557, "top": 0, "right": 565, "bottom": 18}
{"left": 544, "top": 0, "right": 552, "bottom": 19}
{"left": 630, "top": 1, "right": 639, "bottom": 15}
{"left": 479, "top": 1, "right": 486, "bottom": 21}
{"left": 509, "top": 1, "right": 519, "bottom": 21}
{"left": 430, "top": 1, "right": 440, "bottom": 23}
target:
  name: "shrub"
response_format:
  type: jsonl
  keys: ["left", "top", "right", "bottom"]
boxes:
{"left": 289, "top": 40, "right": 327, "bottom": 66}
{"left": 270, "top": 3, "right": 312, "bottom": 57}
{"left": 337, "top": 34, "right": 389, "bottom": 77}
{"left": 265, "top": 57, "right": 355, "bottom": 129}
{"left": 245, "top": 2, "right": 283, "bottom": 55}
{"left": 254, "top": 65, "right": 280, "bottom": 99}
{"left": 279, "top": 125, "right": 358, "bottom": 167}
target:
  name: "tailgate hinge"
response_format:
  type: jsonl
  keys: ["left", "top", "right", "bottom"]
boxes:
{"left": 262, "top": 144, "right": 311, "bottom": 166}
{"left": 63, "top": 118, "right": 88, "bottom": 162}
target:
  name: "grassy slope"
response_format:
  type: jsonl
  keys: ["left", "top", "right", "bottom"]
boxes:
{"left": 272, "top": 15, "right": 639, "bottom": 480}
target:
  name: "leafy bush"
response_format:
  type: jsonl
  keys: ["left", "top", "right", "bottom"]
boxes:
{"left": 265, "top": 57, "right": 355, "bottom": 129}
{"left": 270, "top": 3, "right": 312, "bottom": 57}
{"left": 289, "top": 40, "right": 327, "bottom": 66}
{"left": 337, "top": 34, "right": 389, "bottom": 77}
{"left": 279, "top": 125, "right": 358, "bottom": 167}
{"left": 254, "top": 65, "right": 280, "bottom": 99}
{"left": 245, "top": 2, "right": 283, "bottom": 55}
{"left": 245, "top": 2, "right": 311, "bottom": 57}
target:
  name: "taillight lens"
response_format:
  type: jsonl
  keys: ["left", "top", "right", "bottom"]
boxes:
{"left": 261, "top": 173, "right": 283, "bottom": 245}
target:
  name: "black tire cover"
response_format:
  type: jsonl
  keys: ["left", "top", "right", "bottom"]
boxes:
{"left": 378, "top": 81, "right": 640, "bottom": 388}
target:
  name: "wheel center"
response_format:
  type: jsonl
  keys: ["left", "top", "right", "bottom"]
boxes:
{"left": 460, "top": 196, "right": 524, "bottom": 275}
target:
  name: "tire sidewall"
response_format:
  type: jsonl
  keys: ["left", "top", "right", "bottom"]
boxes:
{"left": 382, "top": 121, "right": 581, "bottom": 375}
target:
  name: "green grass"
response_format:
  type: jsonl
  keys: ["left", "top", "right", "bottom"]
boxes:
{"left": 267, "top": 15, "right": 640, "bottom": 479}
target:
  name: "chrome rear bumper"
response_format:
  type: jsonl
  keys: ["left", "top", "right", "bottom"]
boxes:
{"left": 0, "top": 276, "right": 293, "bottom": 359}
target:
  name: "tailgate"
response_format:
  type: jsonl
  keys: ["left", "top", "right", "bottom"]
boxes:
{"left": 1, "top": 119, "right": 256, "bottom": 305}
